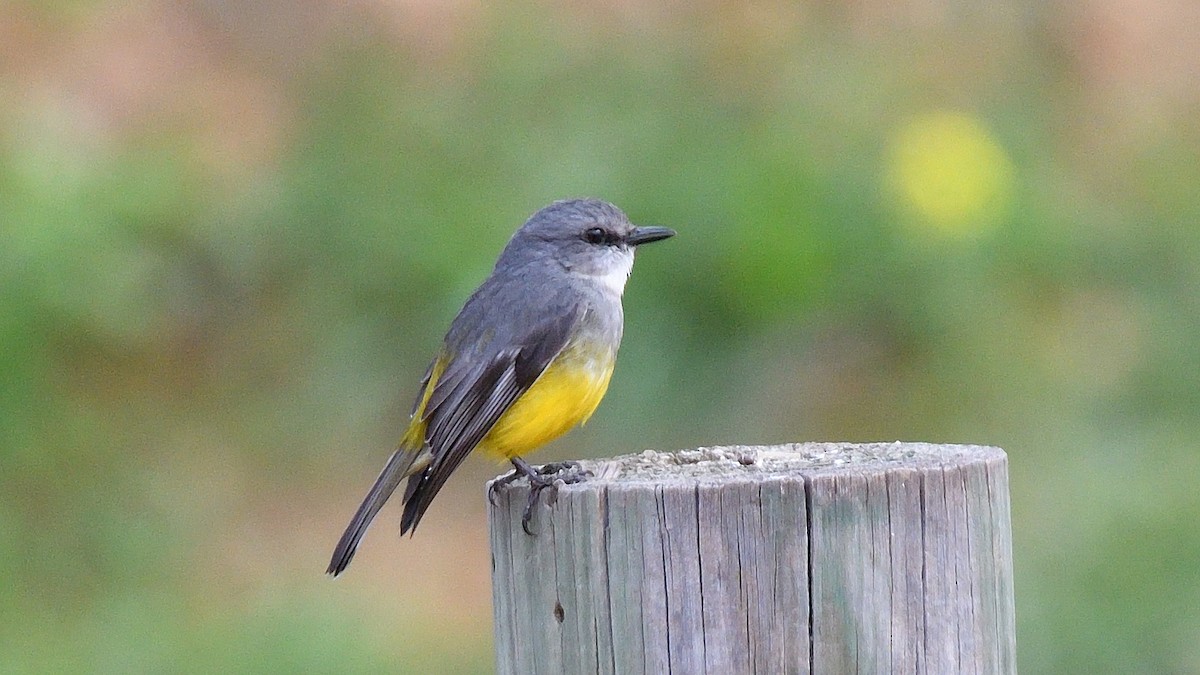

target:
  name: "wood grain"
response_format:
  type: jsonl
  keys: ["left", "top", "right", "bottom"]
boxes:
{"left": 488, "top": 443, "right": 1015, "bottom": 674}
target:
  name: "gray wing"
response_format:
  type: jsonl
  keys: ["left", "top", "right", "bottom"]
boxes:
{"left": 398, "top": 304, "right": 582, "bottom": 534}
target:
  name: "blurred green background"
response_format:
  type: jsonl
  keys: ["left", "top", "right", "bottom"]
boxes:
{"left": 3, "top": 0, "right": 1198, "bottom": 672}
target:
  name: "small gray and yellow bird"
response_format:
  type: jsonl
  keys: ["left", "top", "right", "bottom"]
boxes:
{"left": 327, "top": 198, "right": 674, "bottom": 576}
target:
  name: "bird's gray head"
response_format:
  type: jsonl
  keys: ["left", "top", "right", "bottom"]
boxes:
{"left": 496, "top": 199, "right": 675, "bottom": 295}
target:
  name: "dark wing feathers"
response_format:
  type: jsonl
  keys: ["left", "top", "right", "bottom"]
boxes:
{"left": 422, "top": 354, "right": 472, "bottom": 419}
{"left": 399, "top": 356, "right": 522, "bottom": 533}
{"left": 424, "top": 354, "right": 515, "bottom": 467}
{"left": 409, "top": 359, "right": 437, "bottom": 417}
{"left": 398, "top": 307, "right": 581, "bottom": 534}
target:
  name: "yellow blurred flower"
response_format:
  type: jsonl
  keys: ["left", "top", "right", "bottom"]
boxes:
{"left": 886, "top": 111, "right": 1014, "bottom": 237}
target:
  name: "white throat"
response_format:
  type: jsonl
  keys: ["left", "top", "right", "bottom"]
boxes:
{"left": 595, "top": 254, "right": 634, "bottom": 295}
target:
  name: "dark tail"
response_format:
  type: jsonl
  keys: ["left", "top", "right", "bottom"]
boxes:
{"left": 398, "top": 447, "right": 475, "bottom": 536}
{"left": 327, "top": 449, "right": 418, "bottom": 576}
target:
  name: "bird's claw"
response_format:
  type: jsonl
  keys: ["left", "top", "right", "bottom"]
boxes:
{"left": 488, "top": 460, "right": 592, "bottom": 535}
{"left": 488, "top": 469, "right": 523, "bottom": 506}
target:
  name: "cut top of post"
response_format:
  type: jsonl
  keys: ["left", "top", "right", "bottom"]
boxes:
{"left": 531, "top": 442, "right": 1005, "bottom": 488}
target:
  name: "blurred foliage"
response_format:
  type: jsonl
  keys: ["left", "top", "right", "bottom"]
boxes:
{"left": 2, "top": 0, "right": 1200, "bottom": 672}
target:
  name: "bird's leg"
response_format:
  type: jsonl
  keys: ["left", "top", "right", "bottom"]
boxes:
{"left": 488, "top": 457, "right": 592, "bottom": 535}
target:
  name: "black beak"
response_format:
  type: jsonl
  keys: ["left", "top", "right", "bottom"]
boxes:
{"left": 626, "top": 226, "right": 676, "bottom": 246}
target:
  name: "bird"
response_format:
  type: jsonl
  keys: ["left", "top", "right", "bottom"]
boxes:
{"left": 327, "top": 198, "right": 674, "bottom": 576}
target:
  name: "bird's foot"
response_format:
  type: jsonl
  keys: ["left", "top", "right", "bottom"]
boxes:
{"left": 488, "top": 458, "right": 592, "bottom": 535}
{"left": 519, "top": 460, "right": 592, "bottom": 535}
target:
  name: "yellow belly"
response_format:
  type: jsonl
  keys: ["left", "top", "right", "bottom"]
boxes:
{"left": 480, "top": 351, "right": 614, "bottom": 460}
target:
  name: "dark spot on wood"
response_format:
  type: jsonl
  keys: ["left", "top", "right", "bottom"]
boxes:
{"left": 553, "top": 601, "right": 564, "bottom": 623}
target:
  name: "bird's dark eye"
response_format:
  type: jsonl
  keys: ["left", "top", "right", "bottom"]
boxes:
{"left": 583, "top": 227, "right": 610, "bottom": 245}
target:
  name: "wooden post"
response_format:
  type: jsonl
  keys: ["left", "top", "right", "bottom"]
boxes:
{"left": 488, "top": 443, "right": 1016, "bottom": 675}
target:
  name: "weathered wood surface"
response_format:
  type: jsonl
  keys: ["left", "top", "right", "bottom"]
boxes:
{"left": 488, "top": 443, "right": 1015, "bottom": 675}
